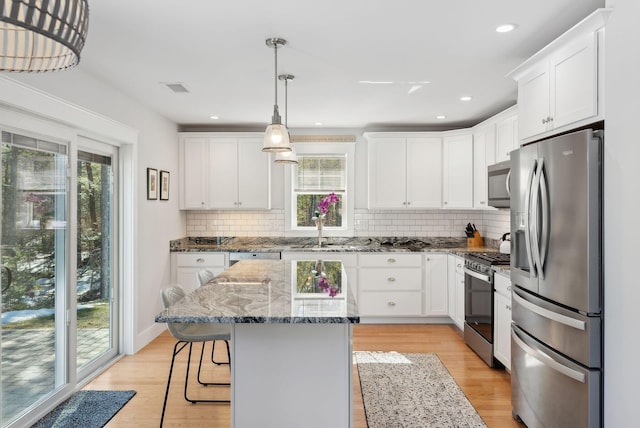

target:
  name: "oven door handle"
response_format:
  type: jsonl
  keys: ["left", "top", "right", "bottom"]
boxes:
{"left": 463, "top": 267, "right": 492, "bottom": 283}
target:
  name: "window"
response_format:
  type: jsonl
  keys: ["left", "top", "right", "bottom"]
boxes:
{"left": 285, "top": 142, "right": 355, "bottom": 236}
{"left": 294, "top": 155, "right": 345, "bottom": 228}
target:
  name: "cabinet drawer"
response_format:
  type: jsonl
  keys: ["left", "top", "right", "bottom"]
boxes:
{"left": 358, "top": 291, "right": 423, "bottom": 316}
{"left": 359, "top": 268, "right": 422, "bottom": 291}
{"left": 494, "top": 271, "right": 511, "bottom": 297}
{"left": 175, "top": 252, "right": 225, "bottom": 267}
{"left": 359, "top": 253, "right": 422, "bottom": 268}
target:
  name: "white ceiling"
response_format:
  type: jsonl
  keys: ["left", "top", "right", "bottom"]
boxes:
{"left": 76, "top": 0, "right": 604, "bottom": 130}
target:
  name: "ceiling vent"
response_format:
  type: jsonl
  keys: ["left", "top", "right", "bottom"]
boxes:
{"left": 163, "top": 83, "right": 190, "bottom": 93}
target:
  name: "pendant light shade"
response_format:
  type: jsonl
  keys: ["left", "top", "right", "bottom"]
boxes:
{"left": 263, "top": 38, "right": 292, "bottom": 153}
{"left": 275, "top": 73, "right": 297, "bottom": 164}
{"left": 1, "top": 0, "right": 90, "bottom": 72}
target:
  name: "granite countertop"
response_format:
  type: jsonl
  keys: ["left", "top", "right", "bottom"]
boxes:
{"left": 155, "top": 259, "right": 359, "bottom": 324}
{"left": 170, "top": 236, "right": 499, "bottom": 255}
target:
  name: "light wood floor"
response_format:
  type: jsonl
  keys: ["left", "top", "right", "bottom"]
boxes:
{"left": 85, "top": 324, "right": 525, "bottom": 427}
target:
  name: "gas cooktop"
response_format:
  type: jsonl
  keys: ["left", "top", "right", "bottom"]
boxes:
{"left": 464, "top": 252, "right": 510, "bottom": 266}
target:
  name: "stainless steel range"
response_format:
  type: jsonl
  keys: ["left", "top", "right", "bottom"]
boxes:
{"left": 463, "top": 252, "right": 510, "bottom": 368}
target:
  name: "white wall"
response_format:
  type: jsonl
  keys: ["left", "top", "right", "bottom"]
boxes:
{"left": 603, "top": 0, "right": 640, "bottom": 425}
{"left": 8, "top": 69, "right": 185, "bottom": 353}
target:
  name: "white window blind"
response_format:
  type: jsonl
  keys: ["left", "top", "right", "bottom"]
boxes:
{"left": 294, "top": 155, "right": 346, "bottom": 192}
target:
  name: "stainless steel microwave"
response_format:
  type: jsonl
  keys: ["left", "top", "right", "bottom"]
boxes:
{"left": 487, "top": 161, "right": 510, "bottom": 208}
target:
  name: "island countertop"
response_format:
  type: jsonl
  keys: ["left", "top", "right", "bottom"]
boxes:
{"left": 155, "top": 259, "right": 359, "bottom": 324}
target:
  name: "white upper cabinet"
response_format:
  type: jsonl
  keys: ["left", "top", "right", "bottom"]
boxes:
{"left": 181, "top": 136, "right": 209, "bottom": 209}
{"left": 367, "top": 135, "right": 442, "bottom": 210}
{"left": 179, "top": 133, "right": 271, "bottom": 210}
{"left": 442, "top": 133, "right": 473, "bottom": 209}
{"left": 509, "top": 9, "right": 610, "bottom": 142}
{"left": 495, "top": 111, "right": 518, "bottom": 163}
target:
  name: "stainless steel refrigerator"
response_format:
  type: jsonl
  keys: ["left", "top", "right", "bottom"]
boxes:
{"left": 510, "top": 129, "right": 603, "bottom": 428}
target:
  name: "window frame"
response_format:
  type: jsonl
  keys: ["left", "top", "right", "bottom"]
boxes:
{"left": 284, "top": 142, "right": 355, "bottom": 237}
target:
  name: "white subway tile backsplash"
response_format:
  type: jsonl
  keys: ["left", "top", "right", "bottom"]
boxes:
{"left": 185, "top": 208, "right": 510, "bottom": 241}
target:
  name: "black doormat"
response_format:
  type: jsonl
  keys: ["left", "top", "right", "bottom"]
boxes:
{"left": 31, "top": 390, "right": 136, "bottom": 428}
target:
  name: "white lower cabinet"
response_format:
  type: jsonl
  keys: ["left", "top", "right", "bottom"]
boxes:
{"left": 424, "top": 254, "right": 448, "bottom": 316}
{"left": 171, "top": 252, "right": 227, "bottom": 293}
{"left": 358, "top": 254, "right": 423, "bottom": 317}
{"left": 493, "top": 270, "right": 512, "bottom": 369}
{"left": 447, "top": 254, "right": 465, "bottom": 330}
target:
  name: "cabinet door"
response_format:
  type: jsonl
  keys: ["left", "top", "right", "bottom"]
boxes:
{"left": 237, "top": 138, "right": 271, "bottom": 209}
{"left": 447, "top": 255, "right": 457, "bottom": 319}
{"left": 209, "top": 138, "right": 239, "bottom": 209}
{"left": 496, "top": 113, "right": 518, "bottom": 163}
{"left": 494, "top": 291, "right": 512, "bottom": 369}
{"left": 406, "top": 138, "right": 442, "bottom": 208}
{"left": 455, "top": 261, "right": 465, "bottom": 330}
{"left": 442, "top": 134, "right": 473, "bottom": 208}
{"left": 551, "top": 32, "right": 598, "bottom": 130}
{"left": 424, "top": 254, "right": 448, "bottom": 316}
{"left": 180, "top": 137, "right": 209, "bottom": 209}
{"left": 473, "top": 125, "right": 497, "bottom": 209}
{"left": 518, "top": 64, "right": 550, "bottom": 140}
{"left": 368, "top": 138, "right": 407, "bottom": 209}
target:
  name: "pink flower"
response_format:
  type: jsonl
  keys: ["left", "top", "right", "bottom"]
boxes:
{"left": 317, "top": 193, "right": 340, "bottom": 215}
{"left": 328, "top": 287, "right": 339, "bottom": 297}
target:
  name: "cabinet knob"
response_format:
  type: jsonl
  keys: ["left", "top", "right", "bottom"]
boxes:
{"left": 387, "top": 277, "right": 396, "bottom": 282}
{"left": 444, "top": 201, "right": 448, "bottom": 205}
{"left": 507, "top": 286, "right": 512, "bottom": 292}
{"left": 402, "top": 201, "right": 407, "bottom": 205}
{"left": 387, "top": 258, "right": 396, "bottom": 263}
{"left": 506, "top": 305, "right": 512, "bottom": 311}
{"left": 201, "top": 202, "right": 205, "bottom": 206}
{"left": 387, "top": 301, "right": 396, "bottom": 306}
{"left": 238, "top": 201, "right": 242, "bottom": 206}
{"left": 542, "top": 118, "right": 547, "bottom": 124}
{"left": 196, "top": 258, "right": 205, "bottom": 263}
{"left": 407, "top": 201, "right": 411, "bottom": 205}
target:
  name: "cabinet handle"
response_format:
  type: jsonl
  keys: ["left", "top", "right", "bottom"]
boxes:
{"left": 402, "top": 201, "right": 407, "bottom": 205}
{"left": 196, "top": 258, "right": 205, "bottom": 263}
{"left": 444, "top": 201, "right": 448, "bottom": 205}
{"left": 387, "top": 258, "right": 396, "bottom": 263}
{"left": 407, "top": 201, "right": 411, "bottom": 205}
{"left": 387, "top": 277, "right": 396, "bottom": 282}
{"left": 238, "top": 201, "right": 242, "bottom": 206}
{"left": 548, "top": 116, "right": 553, "bottom": 122}
{"left": 542, "top": 118, "right": 547, "bottom": 124}
{"left": 387, "top": 301, "right": 396, "bottom": 306}
{"left": 507, "top": 305, "right": 512, "bottom": 310}
{"left": 480, "top": 201, "right": 486, "bottom": 205}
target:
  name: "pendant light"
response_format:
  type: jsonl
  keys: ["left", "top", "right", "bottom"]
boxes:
{"left": 275, "top": 74, "right": 298, "bottom": 164}
{"left": 262, "top": 38, "right": 292, "bottom": 152}
{"left": 1, "top": 0, "right": 90, "bottom": 72}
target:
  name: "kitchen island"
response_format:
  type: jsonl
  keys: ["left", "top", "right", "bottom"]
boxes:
{"left": 156, "top": 259, "right": 359, "bottom": 428}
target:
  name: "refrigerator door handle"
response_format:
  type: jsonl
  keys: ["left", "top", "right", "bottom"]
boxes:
{"left": 524, "top": 160, "right": 537, "bottom": 278}
{"left": 506, "top": 169, "right": 512, "bottom": 197}
{"left": 531, "top": 159, "right": 544, "bottom": 280}
{"left": 538, "top": 161, "right": 549, "bottom": 278}
{"left": 512, "top": 327, "right": 586, "bottom": 383}
{"left": 513, "top": 288, "right": 586, "bottom": 331}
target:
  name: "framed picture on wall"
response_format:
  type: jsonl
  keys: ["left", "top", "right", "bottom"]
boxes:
{"left": 160, "top": 170, "right": 170, "bottom": 201}
{"left": 147, "top": 168, "right": 158, "bottom": 200}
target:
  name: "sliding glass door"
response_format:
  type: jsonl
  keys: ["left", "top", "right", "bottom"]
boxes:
{"left": 1, "top": 131, "right": 68, "bottom": 424}
{"left": 76, "top": 142, "right": 118, "bottom": 376}
{"left": 1, "top": 132, "right": 119, "bottom": 426}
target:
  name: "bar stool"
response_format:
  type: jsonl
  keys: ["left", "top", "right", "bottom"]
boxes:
{"left": 160, "top": 285, "right": 230, "bottom": 428}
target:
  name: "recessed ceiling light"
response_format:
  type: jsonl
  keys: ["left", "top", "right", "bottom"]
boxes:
{"left": 209, "top": 115, "right": 219, "bottom": 120}
{"left": 460, "top": 96, "right": 472, "bottom": 101}
{"left": 496, "top": 23, "right": 517, "bottom": 33}
{"left": 436, "top": 115, "right": 446, "bottom": 120}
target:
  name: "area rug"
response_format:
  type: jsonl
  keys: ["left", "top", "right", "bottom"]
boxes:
{"left": 354, "top": 352, "right": 487, "bottom": 428}
{"left": 31, "top": 390, "right": 136, "bottom": 428}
